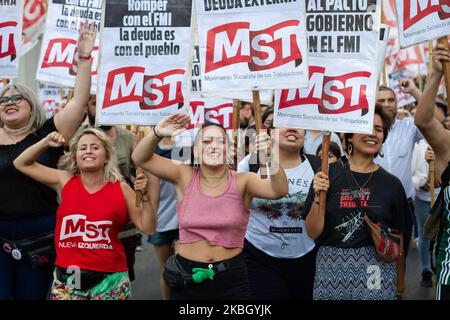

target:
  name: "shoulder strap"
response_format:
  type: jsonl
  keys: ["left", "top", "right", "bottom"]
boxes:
{"left": 304, "top": 154, "right": 321, "bottom": 173}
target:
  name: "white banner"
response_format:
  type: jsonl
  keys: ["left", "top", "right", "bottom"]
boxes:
{"left": 273, "top": 0, "right": 381, "bottom": 134}
{"left": 176, "top": 93, "right": 234, "bottom": 145}
{"left": 37, "top": 82, "right": 69, "bottom": 118}
{"left": 191, "top": 45, "right": 273, "bottom": 104}
{"left": 195, "top": 0, "right": 309, "bottom": 92}
{"left": 395, "top": 0, "right": 450, "bottom": 48}
{"left": 306, "top": 0, "right": 380, "bottom": 61}
{"left": 21, "top": 0, "right": 47, "bottom": 55}
{"left": 36, "top": 0, "right": 101, "bottom": 91}
{"left": 388, "top": 69, "right": 416, "bottom": 108}
{"left": 0, "top": 0, "right": 23, "bottom": 78}
{"left": 274, "top": 56, "right": 377, "bottom": 134}
{"left": 97, "top": 0, "right": 193, "bottom": 126}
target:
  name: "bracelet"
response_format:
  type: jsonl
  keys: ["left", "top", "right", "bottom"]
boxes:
{"left": 78, "top": 53, "right": 92, "bottom": 60}
{"left": 314, "top": 197, "right": 320, "bottom": 205}
{"left": 141, "top": 194, "right": 150, "bottom": 202}
{"left": 152, "top": 126, "right": 163, "bottom": 139}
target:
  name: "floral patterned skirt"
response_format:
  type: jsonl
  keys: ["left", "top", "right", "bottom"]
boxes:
{"left": 50, "top": 270, "right": 131, "bottom": 300}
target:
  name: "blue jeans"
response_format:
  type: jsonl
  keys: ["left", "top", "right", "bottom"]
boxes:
{"left": 0, "top": 215, "right": 55, "bottom": 300}
{"left": 414, "top": 197, "right": 432, "bottom": 272}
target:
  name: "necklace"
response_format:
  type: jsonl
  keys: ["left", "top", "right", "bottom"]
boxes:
{"left": 200, "top": 170, "right": 228, "bottom": 189}
{"left": 349, "top": 168, "right": 377, "bottom": 198}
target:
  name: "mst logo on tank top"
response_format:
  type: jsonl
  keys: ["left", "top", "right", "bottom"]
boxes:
{"left": 59, "top": 214, "right": 113, "bottom": 250}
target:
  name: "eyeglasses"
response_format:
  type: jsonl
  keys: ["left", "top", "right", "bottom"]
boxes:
{"left": 0, "top": 95, "right": 26, "bottom": 106}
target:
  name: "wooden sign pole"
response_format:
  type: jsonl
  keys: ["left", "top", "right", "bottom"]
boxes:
{"left": 438, "top": 37, "right": 450, "bottom": 108}
{"left": 135, "top": 126, "right": 147, "bottom": 207}
{"left": 252, "top": 90, "right": 268, "bottom": 179}
{"left": 232, "top": 99, "right": 240, "bottom": 171}
{"left": 319, "top": 132, "right": 331, "bottom": 216}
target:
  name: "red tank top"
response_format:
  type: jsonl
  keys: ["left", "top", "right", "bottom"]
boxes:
{"left": 55, "top": 176, "right": 129, "bottom": 272}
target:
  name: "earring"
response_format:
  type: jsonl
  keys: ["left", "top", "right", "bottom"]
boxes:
{"left": 348, "top": 144, "right": 353, "bottom": 156}
{"left": 379, "top": 148, "right": 384, "bottom": 158}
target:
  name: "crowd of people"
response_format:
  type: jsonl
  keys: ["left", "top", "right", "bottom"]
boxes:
{"left": 1, "top": 23, "right": 450, "bottom": 301}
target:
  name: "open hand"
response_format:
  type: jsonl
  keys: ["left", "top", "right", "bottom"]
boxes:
{"left": 77, "top": 20, "right": 97, "bottom": 57}
{"left": 154, "top": 113, "right": 190, "bottom": 138}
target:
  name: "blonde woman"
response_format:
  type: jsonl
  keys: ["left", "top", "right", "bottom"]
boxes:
{"left": 0, "top": 20, "right": 96, "bottom": 300}
{"left": 13, "top": 128, "right": 156, "bottom": 300}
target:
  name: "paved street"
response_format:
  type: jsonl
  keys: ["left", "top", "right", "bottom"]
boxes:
{"left": 130, "top": 236, "right": 436, "bottom": 300}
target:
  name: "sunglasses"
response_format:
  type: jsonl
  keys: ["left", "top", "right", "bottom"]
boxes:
{"left": 0, "top": 94, "right": 26, "bottom": 106}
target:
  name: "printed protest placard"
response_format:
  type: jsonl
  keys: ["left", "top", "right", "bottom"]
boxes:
{"left": 36, "top": 0, "right": 101, "bottom": 91}
{"left": 0, "top": 0, "right": 23, "bottom": 78}
{"left": 306, "top": 0, "right": 380, "bottom": 60}
{"left": 273, "top": 0, "right": 381, "bottom": 134}
{"left": 274, "top": 56, "right": 377, "bottom": 133}
{"left": 38, "top": 82, "right": 69, "bottom": 118}
{"left": 195, "top": 0, "right": 309, "bottom": 92}
{"left": 97, "top": 0, "right": 193, "bottom": 126}
{"left": 388, "top": 69, "right": 416, "bottom": 108}
{"left": 190, "top": 45, "right": 273, "bottom": 103}
{"left": 22, "top": 0, "right": 47, "bottom": 55}
{"left": 395, "top": 0, "right": 450, "bottom": 48}
{"left": 176, "top": 92, "right": 234, "bottom": 145}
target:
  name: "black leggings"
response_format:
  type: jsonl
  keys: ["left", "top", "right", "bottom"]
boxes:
{"left": 168, "top": 253, "right": 251, "bottom": 300}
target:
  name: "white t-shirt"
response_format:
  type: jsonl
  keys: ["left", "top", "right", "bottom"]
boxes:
{"left": 238, "top": 154, "right": 316, "bottom": 258}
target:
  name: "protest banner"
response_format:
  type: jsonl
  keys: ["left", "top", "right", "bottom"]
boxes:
{"left": 274, "top": 56, "right": 378, "bottom": 133}
{"left": 306, "top": 0, "right": 380, "bottom": 60}
{"left": 97, "top": 0, "right": 193, "bottom": 126}
{"left": 394, "top": 0, "right": 450, "bottom": 48}
{"left": 191, "top": 44, "right": 273, "bottom": 103}
{"left": 386, "top": 43, "right": 427, "bottom": 77}
{"left": 37, "top": 82, "right": 69, "bottom": 118}
{"left": 0, "top": 0, "right": 23, "bottom": 78}
{"left": 36, "top": 0, "right": 100, "bottom": 91}
{"left": 21, "top": 0, "right": 47, "bottom": 55}
{"left": 274, "top": 0, "right": 381, "bottom": 134}
{"left": 175, "top": 92, "right": 234, "bottom": 144}
{"left": 195, "top": 0, "right": 309, "bottom": 92}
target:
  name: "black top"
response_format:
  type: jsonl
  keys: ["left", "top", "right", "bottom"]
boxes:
{"left": 0, "top": 118, "right": 63, "bottom": 220}
{"left": 302, "top": 162, "right": 410, "bottom": 248}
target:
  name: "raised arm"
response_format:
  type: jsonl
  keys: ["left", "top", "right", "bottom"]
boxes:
{"left": 400, "top": 79, "right": 421, "bottom": 101}
{"left": 132, "top": 113, "right": 191, "bottom": 183}
{"left": 54, "top": 20, "right": 97, "bottom": 142}
{"left": 414, "top": 43, "right": 450, "bottom": 177}
{"left": 305, "top": 172, "right": 329, "bottom": 239}
{"left": 13, "top": 132, "right": 72, "bottom": 192}
{"left": 122, "top": 173, "right": 157, "bottom": 235}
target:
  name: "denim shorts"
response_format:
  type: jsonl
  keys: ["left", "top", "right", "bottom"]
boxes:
{"left": 147, "top": 229, "right": 179, "bottom": 246}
